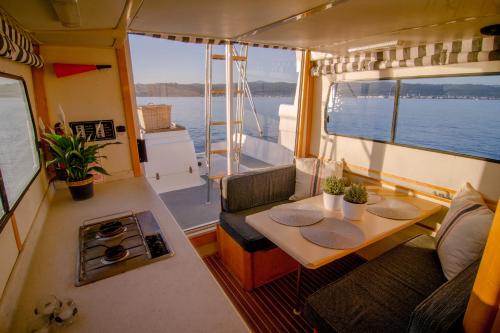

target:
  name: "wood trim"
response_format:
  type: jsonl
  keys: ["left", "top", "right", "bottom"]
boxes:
{"left": 310, "top": 153, "right": 497, "bottom": 208}
{"left": 296, "top": 50, "right": 312, "bottom": 157}
{"left": 344, "top": 163, "right": 498, "bottom": 208}
{"left": 344, "top": 170, "right": 452, "bottom": 204}
{"left": 217, "top": 225, "right": 297, "bottom": 291}
{"left": 304, "top": 53, "right": 315, "bottom": 157}
{"left": 189, "top": 230, "right": 217, "bottom": 248}
{"left": 345, "top": 162, "right": 455, "bottom": 195}
{"left": 10, "top": 215, "right": 22, "bottom": 251}
{"left": 464, "top": 200, "right": 500, "bottom": 333}
{"left": 116, "top": 38, "right": 141, "bottom": 177}
{"left": 31, "top": 46, "right": 51, "bottom": 132}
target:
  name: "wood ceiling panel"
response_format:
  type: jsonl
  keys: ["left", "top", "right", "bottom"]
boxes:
{"left": 129, "top": 0, "right": 328, "bottom": 38}
{"left": 1, "top": 0, "right": 126, "bottom": 31}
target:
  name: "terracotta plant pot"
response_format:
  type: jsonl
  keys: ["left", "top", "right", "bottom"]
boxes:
{"left": 323, "top": 192, "right": 343, "bottom": 211}
{"left": 342, "top": 200, "right": 366, "bottom": 220}
{"left": 67, "top": 175, "right": 94, "bottom": 201}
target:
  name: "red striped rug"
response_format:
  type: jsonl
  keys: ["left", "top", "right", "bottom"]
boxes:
{"left": 203, "top": 254, "right": 366, "bottom": 333}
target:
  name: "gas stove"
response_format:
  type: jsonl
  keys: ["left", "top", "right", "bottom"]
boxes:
{"left": 76, "top": 211, "right": 173, "bottom": 286}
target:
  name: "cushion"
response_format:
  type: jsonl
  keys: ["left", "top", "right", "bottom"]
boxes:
{"left": 219, "top": 201, "right": 290, "bottom": 252}
{"left": 436, "top": 183, "right": 493, "bottom": 280}
{"left": 304, "top": 235, "right": 447, "bottom": 333}
{"left": 290, "top": 158, "right": 343, "bottom": 201}
{"left": 221, "top": 164, "right": 295, "bottom": 213}
{"left": 408, "top": 259, "right": 480, "bottom": 333}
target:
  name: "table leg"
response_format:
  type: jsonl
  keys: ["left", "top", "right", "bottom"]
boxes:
{"left": 293, "top": 264, "right": 302, "bottom": 315}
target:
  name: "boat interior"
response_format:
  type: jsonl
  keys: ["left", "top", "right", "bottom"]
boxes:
{"left": 0, "top": 1, "right": 499, "bottom": 332}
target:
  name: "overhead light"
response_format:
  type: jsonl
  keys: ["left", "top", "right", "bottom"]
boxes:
{"left": 347, "top": 40, "right": 405, "bottom": 53}
{"left": 50, "top": 0, "right": 81, "bottom": 28}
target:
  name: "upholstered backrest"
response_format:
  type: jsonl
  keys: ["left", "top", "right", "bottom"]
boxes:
{"left": 407, "top": 259, "right": 480, "bottom": 333}
{"left": 221, "top": 165, "right": 296, "bottom": 213}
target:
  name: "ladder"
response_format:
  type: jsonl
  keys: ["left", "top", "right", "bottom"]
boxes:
{"left": 204, "top": 43, "right": 263, "bottom": 202}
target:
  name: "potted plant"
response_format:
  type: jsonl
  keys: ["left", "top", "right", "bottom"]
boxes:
{"left": 343, "top": 183, "right": 368, "bottom": 220}
{"left": 323, "top": 176, "right": 347, "bottom": 211}
{"left": 43, "top": 131, "right": 119, "bottom": 201}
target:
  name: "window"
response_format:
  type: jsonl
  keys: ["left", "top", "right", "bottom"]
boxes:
{"left": 325, "top": 75, "right": 500, "bottom": 162}
{"left": 396, "top": 77, "right": 500, "bottom": 161}
{"left": 0, "top": 74, "right": 40, "bottom": 227}
{"left": 325, "top": 80, "right": 396, "bottom": 142}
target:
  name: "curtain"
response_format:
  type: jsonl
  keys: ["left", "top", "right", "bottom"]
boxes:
{"left": 312, "top": 37, "right": 500, "bottom": 76}
{"left": 0, "top": 8, "right": 43, "bottom": 68}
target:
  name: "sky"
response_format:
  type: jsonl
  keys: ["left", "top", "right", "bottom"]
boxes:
{"left": 129, "top": 34, "right": 299, "bottom": 84}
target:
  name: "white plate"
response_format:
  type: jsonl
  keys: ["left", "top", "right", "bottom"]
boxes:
{"left": 268, "top": 203, "right": 324, "bottom": 227}
{"left": 367, "top": 198, "right": 421, "bottom": 220}
{"left": 300, "top": 218, "right": 365, "bottom": 249}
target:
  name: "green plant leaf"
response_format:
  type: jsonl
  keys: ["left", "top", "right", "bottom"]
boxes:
{"left": 89, "top": 166, "right": 110, "bottom": 176}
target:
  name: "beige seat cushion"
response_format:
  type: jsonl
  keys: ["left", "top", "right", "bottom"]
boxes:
{"left": 436, "top": 183, "right": 494, "bottom": 280}
{"left": 290, "top": 158, "right": 343, "bottom": 201}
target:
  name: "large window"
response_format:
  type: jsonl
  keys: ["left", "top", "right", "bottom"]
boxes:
{"left": 325, "top": 74, "right": 500, "bottom": 162}
{"left": 326, "top": 80, "right": 396, "bottom": 142}
{"left": 0, "top": 74, "right": 40, "bottom": 228}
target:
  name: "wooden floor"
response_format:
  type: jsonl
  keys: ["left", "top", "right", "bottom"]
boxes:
{"left": 204, "top": 253, "right": 366, "bottom": 333}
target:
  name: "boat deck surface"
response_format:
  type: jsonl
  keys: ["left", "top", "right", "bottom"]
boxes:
{"left": 160, "top": 154, "right": 272, "bottom": 230}
{"left": 204, "top": 253, "right": 366, "bottom": 332}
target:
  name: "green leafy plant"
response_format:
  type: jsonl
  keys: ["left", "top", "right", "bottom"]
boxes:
{"left": 324, "top": 176, "right": 346, "bottom": 195}
{"left": 343, "top": 183, "right": 368, "bottom": 204}
{"left": 43, "top": 132, "right": 120, "bottom": 182}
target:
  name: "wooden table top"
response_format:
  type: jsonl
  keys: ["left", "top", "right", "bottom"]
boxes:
{"left": 246, "top": 186, "right": 442, "bottom": 269}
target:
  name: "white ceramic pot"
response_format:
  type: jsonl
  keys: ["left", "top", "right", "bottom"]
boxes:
{"left": 323, "top": 192, "right": 343, "bottom": 211}
{"left": 342, "top": 200, "right": 367, "bottom": 220}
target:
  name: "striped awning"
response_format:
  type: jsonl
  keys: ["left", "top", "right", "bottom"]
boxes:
{"left": 130, "top": 32, "right": 301, "bottom": 51}
{"left": 312, "top": 37, "right": 500, "bottom": 76}
{"left": 0, "top": 8, "right": 43, "bottom": 68}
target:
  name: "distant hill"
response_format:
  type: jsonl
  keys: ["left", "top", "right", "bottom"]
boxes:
{"left": 336, "top": 81, "right": 500, "bottom": 99}
{"left": 135, "top": 81, "right": 296, "bottom": 97}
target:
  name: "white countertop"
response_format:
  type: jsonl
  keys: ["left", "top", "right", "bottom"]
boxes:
{"left": 9, "top": 177, "right": 248, "bottom": 333}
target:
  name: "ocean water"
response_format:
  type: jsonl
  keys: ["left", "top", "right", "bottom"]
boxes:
{"left": 0, "top": 96, "right": 39, "bottom": 207}
{"left": 136, "top": 96, "right": 500, "bottom": 161}
{"left": 327, "top": 97, "right": 500, "bottom": 160}
{"left": 137, "top": 96, "right": 293, "bottom": 152}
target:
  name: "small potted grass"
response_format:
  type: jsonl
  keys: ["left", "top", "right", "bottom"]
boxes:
{"left": 323, "top": 176, "right": 347, "bottom": 211}
{"left": 342, "top": 183, "right": 368, "bottom": 220}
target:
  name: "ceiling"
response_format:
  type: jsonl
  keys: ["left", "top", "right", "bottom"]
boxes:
{"left": 0, "top": 0, "right": 129, "bottom": 47}
{"left": 0, "top": 0, "right": 499, "bottom": 54}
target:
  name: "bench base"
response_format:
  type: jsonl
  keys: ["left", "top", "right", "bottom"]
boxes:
{"left": 217, "top": 225, "right": 298, "bottom": 290}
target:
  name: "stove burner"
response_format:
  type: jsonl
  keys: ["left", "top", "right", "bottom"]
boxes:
{"left": 97, "top": 221, "right": 126, "bottom": 239}
{"left": 102, "top": 245, "right": 129, "bottom": 263}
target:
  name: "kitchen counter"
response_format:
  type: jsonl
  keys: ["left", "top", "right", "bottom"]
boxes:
{"left": 8, "top": 177, "right": 249, "bottom": 332}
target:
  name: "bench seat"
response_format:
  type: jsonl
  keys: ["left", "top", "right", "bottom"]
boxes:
{"left": 219, "top": 201, "right": 291, "bottom": 252}
{"left": 304, "top": 235, "right": 479, "bottom": 333}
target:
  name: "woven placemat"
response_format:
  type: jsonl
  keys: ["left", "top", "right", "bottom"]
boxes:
{"left": 268, "top": 203, "right": 324, "bottom": 227}
{"left": 367, "top": 198, "right": 421, "bottom": 220}
{"left": 300, "top": 218, "right": 365, "bottom": 249}
{"left": 367, "top": 192, "right": 382, "bottom": 205}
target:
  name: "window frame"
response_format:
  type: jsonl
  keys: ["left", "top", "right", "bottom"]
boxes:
{"left": 0, "top": 72, "right": 41, "bottom": 233}
{"left": 323, "top": 73, "right": 500, "bottom": 164}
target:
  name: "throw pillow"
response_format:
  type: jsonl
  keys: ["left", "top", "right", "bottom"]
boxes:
{"left": 436, "top": 183, "right": 494, "bottom": 280}
{"left": 290, "top": 158, "right": 343, "bottom": 201}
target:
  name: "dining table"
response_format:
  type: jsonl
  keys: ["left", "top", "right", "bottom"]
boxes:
{"left": 246, "top": 186, "right": 442, "bottom": 314}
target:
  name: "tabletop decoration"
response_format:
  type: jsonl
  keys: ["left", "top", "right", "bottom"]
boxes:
{"left": 323, "top": 176, "right": 349, "bottom": 211}
{"left": 300, "top": 217, "right": 365, "bottom": 249}
{"left": 269, "top": 203, "right": 324, "bottom": 227}
{"left": 367, "top": 198, "right": 421, "bottom": 220}
{"left": 367, "top": 192, "right": 383, "bottom": 205}
{"left": 343, "top": 184, "right": 368, "bottom": 220}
